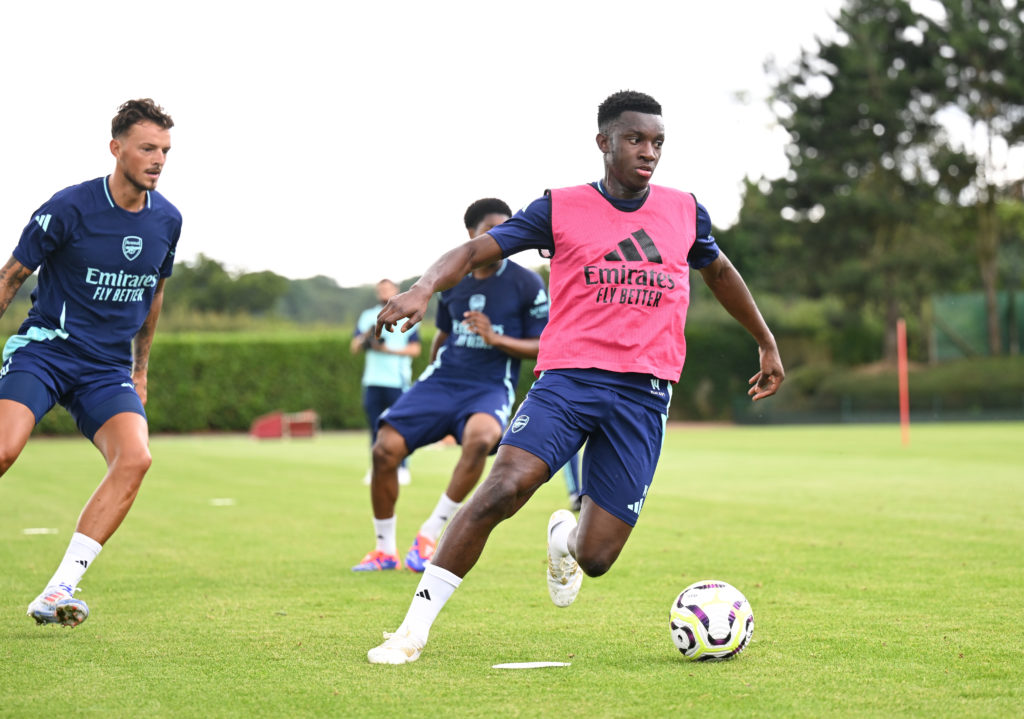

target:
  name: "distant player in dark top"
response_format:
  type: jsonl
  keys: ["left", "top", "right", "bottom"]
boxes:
{"left": 366, "top": 91, "right": 784, "bottom": 664}
{"left": 0, "top": 99, "right": 181, "bottom": 627}
{"left": 352, "top": 198, "right": 549, "bottom": 574}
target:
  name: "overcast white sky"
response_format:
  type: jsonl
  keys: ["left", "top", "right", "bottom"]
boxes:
{"left": 0, "top": 0, "right": 845, "bottom": 288}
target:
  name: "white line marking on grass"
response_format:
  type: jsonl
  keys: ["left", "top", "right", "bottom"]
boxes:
{"left": 22, "top": 528, "right": 59, "bottom": 535}
{"left": 209, "top": 498, "right": 236, "bottom": 506}
{"left": 491, "top": 662, "right": 571, "bottom": 669}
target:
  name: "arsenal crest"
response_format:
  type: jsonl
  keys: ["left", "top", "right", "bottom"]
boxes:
{"left": 122, "top": 235, "right": 143, "bottom": 261}
{"left": 469, "top": 294, "right": 487, "bottom": 312}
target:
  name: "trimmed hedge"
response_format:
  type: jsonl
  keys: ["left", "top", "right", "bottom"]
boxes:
{"left": 34, "top": 330, "right": 537, "bottom": 434}
{"left": 736, "top": 356, "right": 1024, "bottom": 422}
{"left": 32, "top": 324, "right": 772, "bottom": 434}
{"left": 31, "top": 331, "right": 1023, "bottom": 435}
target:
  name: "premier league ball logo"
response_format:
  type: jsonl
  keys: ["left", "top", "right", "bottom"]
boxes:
{"left": 122, "top": 235, "right": 143, "bottom": 261}
{"left": 469, "top": 294, "right": 487, "bottom": 312}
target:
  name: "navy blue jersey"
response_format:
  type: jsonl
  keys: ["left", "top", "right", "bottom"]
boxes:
{"left": 420, "top": 259, "right": 548, "bottom": 388}
{"left": 489, "top": 181, "right": 720, "bottom": 269}
{"left": 9, "top": 176, "right": 181, "bottom": 365}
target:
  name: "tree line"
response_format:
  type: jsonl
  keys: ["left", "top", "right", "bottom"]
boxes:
{"left": 721, "top": 0, "right": 1023, "bottom": 360}
{"left": 9, "top": 0, "right": 1015, "bottom": 364}
{"left": 161, "top": 0, "right": 1022, "bottom": 364}
{"left": 161, "top": 254, "right": 376, "bottom": 328}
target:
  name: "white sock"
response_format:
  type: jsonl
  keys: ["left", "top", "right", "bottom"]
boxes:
{"left": 398, "top": 563, "right": 462, "bottom": 643}
{"left": 373, "top": 516, "right": 397, "bottom": 556}
{"left": 419, "top": 493, "right": 462, "bottom": 541}
{"left": 549, "top": 517, "right": 572, "bottom": 558}
{"left": 47, "top": 532, "right": 102, "bottom": 593}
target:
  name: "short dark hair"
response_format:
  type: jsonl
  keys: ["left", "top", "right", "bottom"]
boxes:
{"left": 111, "top": 99, "right": 174, "bottom": 138}
{"left": 597, "top": 91, "right": 662, "bottom": 132}
{"left": 464, "top": 198, "right": 512, "bottom": 230}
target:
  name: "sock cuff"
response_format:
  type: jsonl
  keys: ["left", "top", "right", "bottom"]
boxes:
{"left": 438, "top": 493, "right": 462, "bottom": 511}
{"left": 424, "top": 562, "right": 462, "bottom": 588}
{"left": 71, "top": 532, "right": 103, "bottom": 555}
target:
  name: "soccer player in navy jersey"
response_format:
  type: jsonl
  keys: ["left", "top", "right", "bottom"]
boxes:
{"left": 0, "top": 99, "right": 181, "bottom": 627}
{"left": 366, "top": 91, "right": 784, "bottom": 664}
{"left": 352, "top": 198, "right": 549, "bottom": 574}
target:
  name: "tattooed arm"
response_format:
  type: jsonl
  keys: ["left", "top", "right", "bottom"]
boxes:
{"left": 131, "top": 278, "right": 167, "bottom": 406}
{"left": 0, "top": 255, "right": 33, "bottom": 320}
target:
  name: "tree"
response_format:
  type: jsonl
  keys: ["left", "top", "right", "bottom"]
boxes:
{"left": 167, "top": 253, "right": 232, "bottom": 312}
{"left": 717, "top": 178, "right": 812, "bottom": 296}
{"left": 227, "top": 271, "right": 289, "bottom": 314}
{"left": 276, "top": 275, "right": 372, "bottom": 324}
{"left": 766, "top": 0, "right": 971, "bottom": 360}
{"left": 923, "top": 0, "right": 1024, "bottom": 355}
{"left": 168, "top": 255, "right": 288, "bottom": 316}
{"left": 997, "top": 195, "right": 1024, "bottom": 354}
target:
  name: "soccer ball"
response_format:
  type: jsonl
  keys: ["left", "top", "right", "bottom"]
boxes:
{"left": 669, "top": 580, "right": 754, "bottom": 661}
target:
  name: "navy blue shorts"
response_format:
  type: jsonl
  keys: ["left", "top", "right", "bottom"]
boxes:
{"left": 0, "top": 340, "right": 145, "bottom": 441}
{"left": 500, "top": 371, "right": 667, "bottom": 526}
{"left": 379, "top": 373, "right": 515, "bottom": 453}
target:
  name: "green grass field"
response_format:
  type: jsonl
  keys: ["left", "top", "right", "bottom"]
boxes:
{"left": 1, "top": 423, "right": 1021, "bottom": 718}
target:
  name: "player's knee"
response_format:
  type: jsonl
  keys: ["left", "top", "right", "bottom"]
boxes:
{"left": 0, "top": 447, "right": 20, "bottom": 476}
{"left": 575, "top": 550, "right": 614, "bottom": 578}
{"left": 371, "top": 436, "right": 403, "bottom": 470}
{"left": 113, "top": 444, "right": 152, "bottom": 479}
{"left": 467, "top": 475, "right": 520, "bottom": 521}
{"left": 461, "top": 434, "right": 499, "bottom": 463}
{"left": 573, "top": 537, "right": 622, "bottom": 578}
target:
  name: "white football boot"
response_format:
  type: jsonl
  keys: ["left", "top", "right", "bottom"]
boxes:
{"left": 547, "top": 509, "right": 582, "bottom": 607}
{"left": 27, "top": 584, "right": 89, "bottom": 627}
{"left": 367, "top": 628, "right": 425, "bottom": 664}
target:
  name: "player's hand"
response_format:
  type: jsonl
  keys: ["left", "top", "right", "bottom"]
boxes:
{"left": 747, "top": 345, "right": 784, "bottom": 401}
{"left": 360, "top": 330, "right": 384, "bottom": 351}
{"left": 461, "top": 311, "right": 496, "bottom": 344}
{"left": 376, "top": 285, "right": 432, "bottom": 337}
{"left": 131, "top": 371, "right": 149, "bottom": 406}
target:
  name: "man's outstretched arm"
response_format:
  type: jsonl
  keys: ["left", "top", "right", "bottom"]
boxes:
{"left": 376, "top": 235, "right": 503, "bottom": 337}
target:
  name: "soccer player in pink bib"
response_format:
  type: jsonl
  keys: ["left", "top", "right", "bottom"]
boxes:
{"left": 366, "top": 90, "right": 784, "bottom": 664}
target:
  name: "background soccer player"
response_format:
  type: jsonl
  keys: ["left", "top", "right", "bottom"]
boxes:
{"left": 366, "top": 90, "right": 784, "bottom": 663}
{"left": 351, "top": 278, "right": 421, "bottom": 486}
{"left": 0, "top": 99, "right": 181, "bottom": 627}
{"left": 352, "top": 198, "right": 549, "bottom": 573}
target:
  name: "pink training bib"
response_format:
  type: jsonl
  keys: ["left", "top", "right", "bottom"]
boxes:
{"left": 537, "top": 184, "right": 697, "bottom": 382}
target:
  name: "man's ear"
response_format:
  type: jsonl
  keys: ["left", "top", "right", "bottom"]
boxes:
{"left": 596, "top": 132, "right": 610, "bottom": 153}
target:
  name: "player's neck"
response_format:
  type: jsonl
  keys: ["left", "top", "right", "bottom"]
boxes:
{"left": 600, "top": 176, "right": 649, "bottom": 201}
{"left": 107, "top": 172, "right": 148, "bottom": 212}
{"left": 472, "top": 260, "right": 502, "bottom": 279}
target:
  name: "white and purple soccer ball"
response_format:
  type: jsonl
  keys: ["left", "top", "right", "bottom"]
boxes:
{"left": 669, "top": 580, "right": 754, "bottom": 661}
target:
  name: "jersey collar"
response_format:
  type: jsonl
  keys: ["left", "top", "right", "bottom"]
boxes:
{"left": 103, "top": 175, "right": 151, "bottom": 210}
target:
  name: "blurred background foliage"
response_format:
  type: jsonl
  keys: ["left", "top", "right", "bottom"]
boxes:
{"left": 4, "top": 0, "right": 1023, "bottom": 431}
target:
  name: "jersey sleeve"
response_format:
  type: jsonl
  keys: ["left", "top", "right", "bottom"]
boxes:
{"left": 520, "top": 270, "right": 549, "bottom": 338}
{"left": 488, "top": 195, "right": 554, "bottom": 257}
{"left": 158, "top": 218, "right": 181, "bottom": 278}
{"left": 687, "top": 201, "right": 721, "bottom": 270}
{"left": 12, "top": 200, "right": 71, "bottom": 272}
